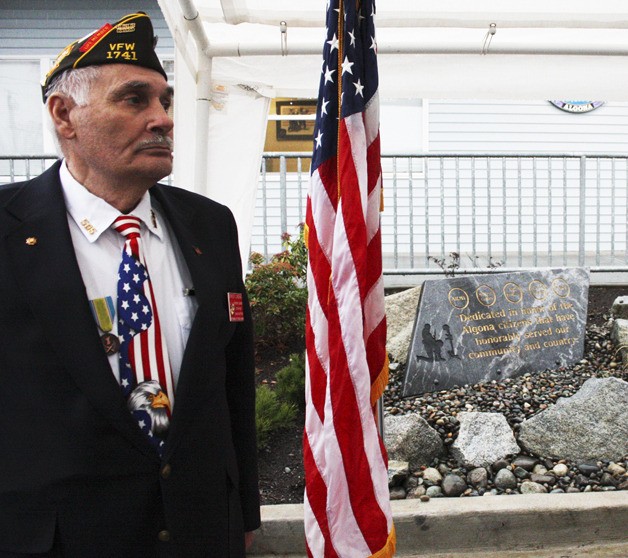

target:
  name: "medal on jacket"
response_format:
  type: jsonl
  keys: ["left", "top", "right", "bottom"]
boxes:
{"left": 89, "top": 296, "right": 120, "bottom": 355}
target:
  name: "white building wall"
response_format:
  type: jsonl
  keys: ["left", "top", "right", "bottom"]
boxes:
{"left": 0, "top": 0, "right": 172, "bottom": 56}
{"left": 428, "top": 99, "right": 628, "bottom": 154}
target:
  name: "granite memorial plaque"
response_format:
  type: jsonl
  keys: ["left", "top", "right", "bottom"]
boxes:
{"left": 403, "top": 268, "right": 590, "bottom": 397}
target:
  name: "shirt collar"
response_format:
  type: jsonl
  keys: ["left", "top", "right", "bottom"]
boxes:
{"left": 59, "top": 160, "right": 165, "bottom": 243}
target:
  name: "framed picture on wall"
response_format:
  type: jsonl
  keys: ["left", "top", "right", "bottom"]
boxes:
{"left": 275, "top": 100, "right": 317, "bottom": 141}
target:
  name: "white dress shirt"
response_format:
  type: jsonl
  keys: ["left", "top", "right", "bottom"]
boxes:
{"left": 60, "top": 161, "right": 198, "bottom": 386}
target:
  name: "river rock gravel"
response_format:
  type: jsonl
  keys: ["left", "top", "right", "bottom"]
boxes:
{"left": 384, "top": 313, "right": 628, "bottom": 498}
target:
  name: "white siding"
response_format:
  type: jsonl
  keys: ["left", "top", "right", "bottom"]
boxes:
{"left": 428, "top": 100, "right": 628, "bottom": 154}
{"left": 0, "top": 0, "right": 173, "bottom": 56}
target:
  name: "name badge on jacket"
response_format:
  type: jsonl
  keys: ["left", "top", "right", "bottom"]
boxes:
{"left": 227, "top": 292, "right": 244, "bottom": 322}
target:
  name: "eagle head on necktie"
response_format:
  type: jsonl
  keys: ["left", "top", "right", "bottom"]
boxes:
{"left": 127, "top": 380, "right": 171, "bottom": 437}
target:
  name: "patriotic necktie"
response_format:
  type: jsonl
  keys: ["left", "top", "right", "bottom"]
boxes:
{"left": 114, "top": 215, "right": 174, "bottom": 455}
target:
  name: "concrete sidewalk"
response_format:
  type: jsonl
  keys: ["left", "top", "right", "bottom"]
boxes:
{"left": 248, "top": 492, "right": 628, "bottom": 556}
{"left": 402, "top": 543, "right": 628, "bottom": 557}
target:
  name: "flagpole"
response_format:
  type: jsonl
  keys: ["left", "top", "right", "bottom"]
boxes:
{"left": 377, "top": 397, "right": 385, "bottom": 439}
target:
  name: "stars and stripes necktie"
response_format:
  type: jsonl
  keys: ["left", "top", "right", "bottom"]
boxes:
{"left": 114, "top": 215, "right": 174, "bottom": 455}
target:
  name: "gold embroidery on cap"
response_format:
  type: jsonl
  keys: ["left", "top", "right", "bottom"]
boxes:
{"left": 106, "top": 42, "right": 137, "bottom": 60}
{"left": 117, "top": 23, "right": 137, "bottom": 33}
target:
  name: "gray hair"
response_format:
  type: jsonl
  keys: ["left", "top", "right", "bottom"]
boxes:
{"left": 45, "top": 66, "right": 103, "bottom": 154}
{"left": 45, "top": 65, "right": 103, "bottom": 106}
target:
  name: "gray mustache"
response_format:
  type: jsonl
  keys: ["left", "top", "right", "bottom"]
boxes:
{"left": 137, "top": 136, "right": 173, "bottom": 150}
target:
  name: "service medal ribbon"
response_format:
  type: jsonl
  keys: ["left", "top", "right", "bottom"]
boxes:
{"left": 89, "top": 296, "right": 120, "bottom": 355}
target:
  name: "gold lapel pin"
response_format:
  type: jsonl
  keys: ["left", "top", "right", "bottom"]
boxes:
{"left": 80, "top": 218, "right": 96, "bottom": 235}
{"left": 25, "top": 237, "right": 38, "bottom": 246}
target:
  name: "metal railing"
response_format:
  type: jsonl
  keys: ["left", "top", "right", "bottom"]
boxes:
{"left": 0, "top": 156, "right": 175, "bottom": 186}
{"left": 255, "top": 153, "right": 628, "bottom": 278}
{"left": 3, "top": 154, "right": 627, "bottom": 279}
{"left": 0, "top": 156, "right": 60, "bottom": 183}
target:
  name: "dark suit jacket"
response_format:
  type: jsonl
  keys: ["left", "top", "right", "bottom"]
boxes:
{"left": 0, "top": 161, "right": 260, "bottom": 557}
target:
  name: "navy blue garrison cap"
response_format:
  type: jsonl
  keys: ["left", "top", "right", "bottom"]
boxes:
{"left": 42, "top": 11, "right": 167, "bottom": 101}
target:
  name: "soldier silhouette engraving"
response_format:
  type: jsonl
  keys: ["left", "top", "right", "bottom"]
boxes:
{"left": 417, "top": 323, "right": 445, "bottom": 362}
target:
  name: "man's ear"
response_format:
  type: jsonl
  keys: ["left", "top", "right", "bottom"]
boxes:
{"left": 47, "top": 94, "right": 77, "bottom": 140}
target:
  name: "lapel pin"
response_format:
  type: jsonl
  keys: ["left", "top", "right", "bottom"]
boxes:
{"left": 151, "top": 210, "right": 157, "bottom": 229}
{"left": 25, "top": 237, "right": 38, "bottom": 246}
{"left": 193, "top": 246, "right": 203, "bottom": 256}
{"left": 80, "top": 218, "right": 96, "bottom": 235}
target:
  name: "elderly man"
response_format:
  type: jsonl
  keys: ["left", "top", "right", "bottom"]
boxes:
{"left": 0, "top": 11, "right": 259, "bottom": 558}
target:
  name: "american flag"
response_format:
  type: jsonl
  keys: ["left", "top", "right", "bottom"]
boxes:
{"left": 304, "top": 1, "right": 395, "bottom": 556}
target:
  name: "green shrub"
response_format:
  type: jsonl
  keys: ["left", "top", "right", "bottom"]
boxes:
{"left": 275, "top": 352, "right": 306, "bottom": 410}
{"left": 255, "top": 385, "right": 297, "bottom": 449}
{"left": 246, "top": 225, "right": 307, "bottom": 351}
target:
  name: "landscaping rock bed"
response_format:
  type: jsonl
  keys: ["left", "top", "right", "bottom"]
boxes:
{"left": 384, "top": 296, "right": 628, "bottom": 499}
{"left": 256, "top": 286, "right": 627, "bottom": 505}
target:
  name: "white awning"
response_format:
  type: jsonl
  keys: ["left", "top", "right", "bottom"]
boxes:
{"left": 156, "top": 0, "right": 628, "bottom": 267}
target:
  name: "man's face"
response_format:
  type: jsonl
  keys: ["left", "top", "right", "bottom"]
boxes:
{"left": 67, "top": 64, "right": 174, "bottom": 186}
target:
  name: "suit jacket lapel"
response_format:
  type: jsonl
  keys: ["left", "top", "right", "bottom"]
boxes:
{"left": 1, "top": 163, "right": 160, "bottom": 460}
{"left": 149, "top": 186, "right": 233, "bottom": 454}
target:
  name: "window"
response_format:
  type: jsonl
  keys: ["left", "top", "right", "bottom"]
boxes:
{"left": 0, "top": 60, "right": 44, "bottom": 155}
{"left": 380, "top": 99, "right": 424, "bottom": 155}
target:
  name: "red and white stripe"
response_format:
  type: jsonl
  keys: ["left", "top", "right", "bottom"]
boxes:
{"left": 304, "top": 92, "right": 395, "bottom": 557}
